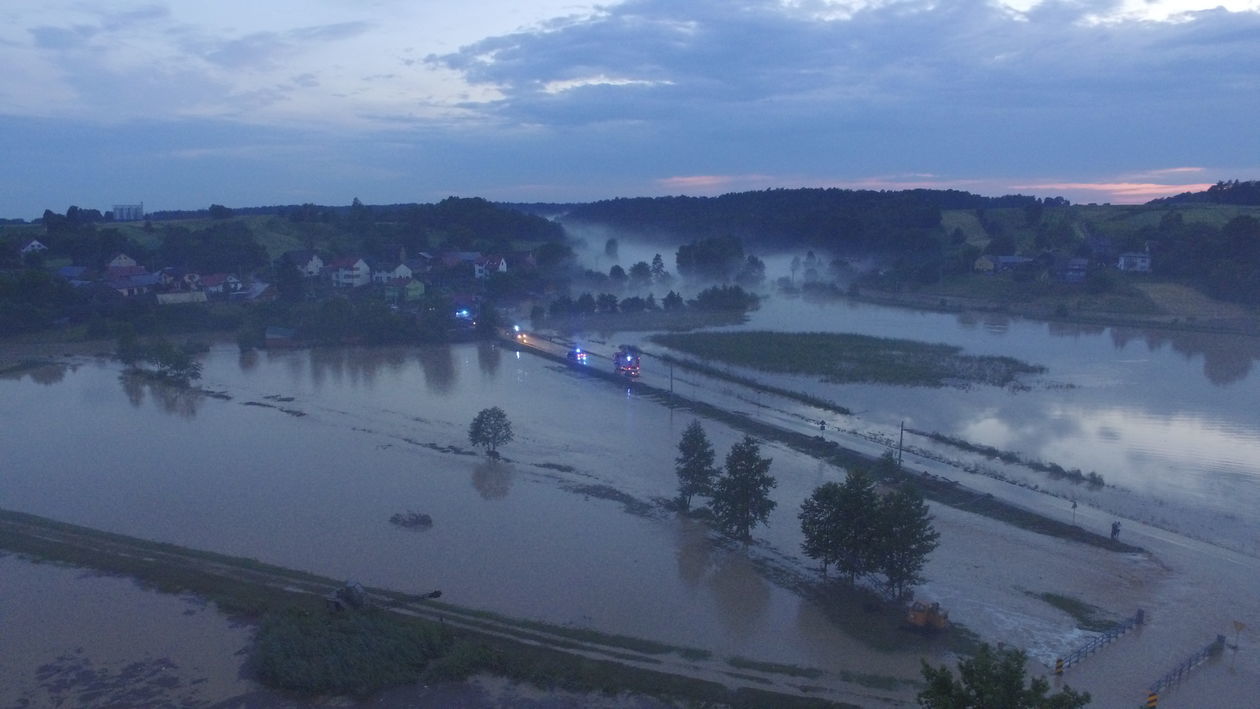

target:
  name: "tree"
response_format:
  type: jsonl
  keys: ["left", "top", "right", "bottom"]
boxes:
{"left": 651, "top": 253, "right": 667, "bottom": 280}
{"left": 675, "top": 420, "right": 718, "bottom": 511}
{"left": 710, "top": 436, "right": 776, "bottom": 541}
{"left": 605, "top": 238, "right": 618, "bottom": 259}
{"left": 799, "top": 481, "right": 843, "bottom": 575}
{"left": 596, "top": 292, "right": 619, "bottom": 313}
{"left": 799, "top": 469, "right": 880, "bottom": 580}
{"left": 468, "top": 407, "right": 513, "bottom": 457}
{"left": 876, "top": 485, "right": 939, "bottom": 599}
{"left": 918, "top": 643, "right": 1090, "bottom": 709}
{"left": 662, "top": 290, "right": 684, "bottom": 311}
{"left": 208, "top": 203, "right": 233, "bottom": 219}
{"left": 609, "top": 264, "right": 628, "bottom": 289}
{"left": 628, "top": 261, "right": 652, "bottom": 289}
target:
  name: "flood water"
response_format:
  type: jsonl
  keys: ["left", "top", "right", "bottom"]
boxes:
{"left": 3, "top": 291, "right": 1259, "bottom": 703}
{"left": 625, "top": 295, "right": 1260, "bottom": 555}
{"left": 0, "top": 343, "right": 929, "bottom": 683}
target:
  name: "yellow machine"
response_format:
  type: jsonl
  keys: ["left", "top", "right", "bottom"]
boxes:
{"left": 907, "top": 601, "right": 950, "bottom": 630}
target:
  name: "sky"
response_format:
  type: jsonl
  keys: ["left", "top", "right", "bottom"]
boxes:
{"left": 2, "top": 0, "right": 1259, "bottom": 218}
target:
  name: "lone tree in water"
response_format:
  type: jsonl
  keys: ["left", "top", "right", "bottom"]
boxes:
{"left": 710, "top": 435, "right": 776, "bottom": 541}
{"left": 674, "top": 420, "right": 718, "bottom": 511}
{"left": 468, "top": 407, "right": 513, "bottom": 458}
{"left": 918, "top": 643, "right": 1090, "bottom": 708}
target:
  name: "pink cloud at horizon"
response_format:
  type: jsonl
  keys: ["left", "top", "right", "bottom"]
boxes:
{"left": 655, "top": 174, "right": 775, "bottom": 190}
{"left": 1009, "top": 181, "right": 1216, "bottom": 203}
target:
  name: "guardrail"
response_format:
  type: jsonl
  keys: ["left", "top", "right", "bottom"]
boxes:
{"left": 1141, "top": 634, "right": 1226, "bottom": 706}
{"left": 1055, "top": 609, "right": 1145, "bottom": 674}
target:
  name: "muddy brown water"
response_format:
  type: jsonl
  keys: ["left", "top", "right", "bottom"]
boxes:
{"left": 3, "top": 293, "right": 1260, "bottom": 704}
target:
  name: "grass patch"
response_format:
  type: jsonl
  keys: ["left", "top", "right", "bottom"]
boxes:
{"left": 251, "top": 608, "right": 451, "bottom": 695}
{"left": 651, "top": 331, "right": 1045, "bottom": 388}
{"left": 565, "top": 483, "right": 657, "bottom": 517}
{"left": 1029, "top": 592, "right": 1116, "bottom": 632}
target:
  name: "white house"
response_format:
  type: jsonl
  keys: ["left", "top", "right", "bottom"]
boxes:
{"left": 1117, "top": 252, "right": 1151, "bottom": 273}
{"left": 107, "top": 252, "right": 138, "bottom": 269}
{"left": 327, "top": 256, "right": 371, "bottom": 288}
{"left": 19, "top": 239, "right": 47, "bottom": 254}
{"left": 283, "top": 250, "right": 325, "bottom": 278}
{"left": 474, "top": 256, "right": 507, "bottom": 279}
{"left": 372, "top": 262, "right": 413, "bottom": 284}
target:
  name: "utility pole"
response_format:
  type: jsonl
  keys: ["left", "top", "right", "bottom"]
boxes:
{"left": 898, "top": 420, "right": 904, "bottom": 466}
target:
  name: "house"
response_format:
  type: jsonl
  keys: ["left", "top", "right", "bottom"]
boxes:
{"left": 159, "top": 267, "right": 201, "bottom": 291}
{"left": 326, "top": 256, "right": 371, "bottom": 288}
{"left": 19, "top": 239, "right": 47, "bottom": 254}
{"left": 106, "top": 264, "right": 148, "bottom": 280}
{"left": 384, "top": 277, "right": 426, "bottom": 303}
{"left": 108, "top": 272, "right": 162, "bottom": 297}
{"left": 200, "top": 273, "right": 242, "bottom": 295}
{"left": 1057, "top": 258, "right": 1089, "bottom": 284}
{"left": 995, "top": 255, "right": 1035, "bottom": 273}
{"left": 438, "top": 251, "right": 481, "bottom": 268}
{"left": 157, "top": 291, "right": 208, "bottom": 305}
{"left": 282, "top": 250, "right": 324, "bottom": 278}
{"left": 407, "top": 252, "right": 435, "bottom": 274}
{"left": 974, "top": 255, "right": 996, "bottom": 274}
{"left": 372, "top": 261, "right": 413, "bottom": 284}
{"left": 474, "top": 256, "right": 507, "bottom": 279}
{"left": 1117, "top": 252, "right": 1151, "bottom": 273}
{"left": 107, "top": 253, "right": 139, "bottom": 269}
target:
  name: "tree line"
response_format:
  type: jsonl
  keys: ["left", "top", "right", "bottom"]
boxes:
{"left": 674, "top": 420, "right": 938, "bottom": 599}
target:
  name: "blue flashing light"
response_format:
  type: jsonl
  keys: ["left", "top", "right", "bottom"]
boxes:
{"left": 513, "top": 325, "right": 520, "bottom": 332}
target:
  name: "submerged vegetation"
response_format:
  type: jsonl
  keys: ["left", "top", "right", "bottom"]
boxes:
{"left": 651, "top": 331, "right": 1045, "bottom": 387}
{"left": 914, "top": 429, "right": 1106, "bottom": 488}
{"left": 1028, "top": 592, "right": 1116, "bottom": 632}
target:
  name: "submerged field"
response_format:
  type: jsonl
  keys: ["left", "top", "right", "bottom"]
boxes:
{"left": 650, "top": 331, "right": 1045, "bottom": 387}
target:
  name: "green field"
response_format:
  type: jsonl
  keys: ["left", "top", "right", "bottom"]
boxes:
{"left": 650, "top": 331, "right": 1045, "bottom": 387}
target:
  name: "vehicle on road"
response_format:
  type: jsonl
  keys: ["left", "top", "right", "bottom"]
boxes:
{"left": 567, "top": 347, "right": 589, "bottom": 364}
{"left": 614, "top": 345, "right": 641, "bottom": 378}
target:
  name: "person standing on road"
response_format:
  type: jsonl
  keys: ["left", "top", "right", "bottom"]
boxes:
{"left": 1110, "top": 520, "right": 1121, "bottom": 540}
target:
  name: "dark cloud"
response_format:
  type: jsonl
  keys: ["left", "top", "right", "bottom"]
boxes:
{"left": 194, "top": 21, "right": 374, "bottom": 70}
{"left": 100, "top": 4, "right": 171, "bottom": 29}
{"left": 425, "top": 0, "right": 1260, "bottom": 176}
{"left": 290, "top": 21, "right": 374, "bottom": 42}
{"left": 29, "top": 25, "right": 95, "bottom": 50}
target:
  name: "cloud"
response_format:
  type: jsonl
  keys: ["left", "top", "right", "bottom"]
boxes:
{"left": 1009, "top": 181, "right": 1217, "bottom": 201}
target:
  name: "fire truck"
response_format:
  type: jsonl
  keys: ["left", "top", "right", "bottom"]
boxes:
{"left": 614, "top": 345, "right": 641, "bottom": 378}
